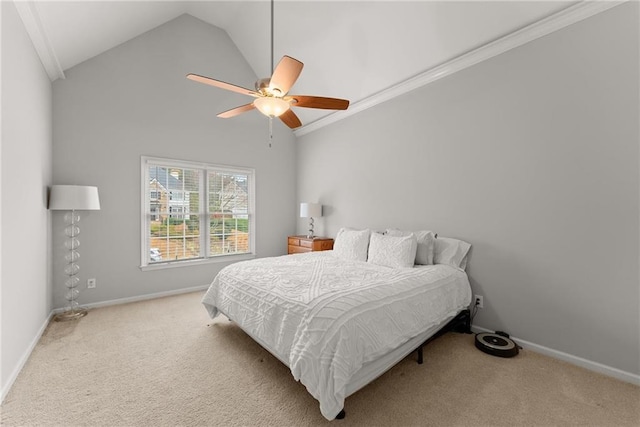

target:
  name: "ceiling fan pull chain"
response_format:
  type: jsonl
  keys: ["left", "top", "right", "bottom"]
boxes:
{"left": 268, "top": 0, "right": 274, "bottom": 149}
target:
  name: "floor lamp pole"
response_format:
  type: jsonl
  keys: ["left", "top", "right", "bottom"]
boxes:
{"left": 54, "top": 209, "right": 87, "bottom": 321}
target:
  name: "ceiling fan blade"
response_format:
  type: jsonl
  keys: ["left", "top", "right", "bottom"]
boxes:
{"left": 217, "top": 103, "right": 256, "bottom": 118}
{"left": 279, "top": 109, "right": 302, "bottom": 129}
{"left": 269, "top": 56, "right": 303, "bottom": 96}
{"left": 187, "top": 73, "right": 259, "bottom": 97}
{"left": 290, "top": 95, "right": 350, "bottom": 110}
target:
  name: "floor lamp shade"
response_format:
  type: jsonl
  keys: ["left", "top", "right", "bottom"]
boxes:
{"left": 49, "top": 185, "right": 101, "bottom": 211}
{"left": 49, "top": 185, "right": 100, "bottom": 322}
{"left": 300, "top": 202, "right": 322, "bottom": 238}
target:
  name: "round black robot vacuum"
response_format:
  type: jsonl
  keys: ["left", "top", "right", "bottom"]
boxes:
{"left": 475, "top": 332, "right": 519, "bottom": 358}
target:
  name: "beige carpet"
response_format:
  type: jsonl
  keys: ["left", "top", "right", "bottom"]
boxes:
{"left": 1, "top": 291, "right": 639, "bottom": 426}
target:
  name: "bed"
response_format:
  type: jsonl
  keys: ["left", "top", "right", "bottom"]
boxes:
{"left": 202, "top": 230, "right": 472, "bottom": 420}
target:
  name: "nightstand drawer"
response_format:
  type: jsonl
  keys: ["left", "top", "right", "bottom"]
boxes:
{"left": 288, "top": 237, "right": 300, "bottom": 246}
{"left": 287, "top": 235, "right": 334, "bottom": 255}
{"left": 288, "top": 245, "right": 310, "bottom": 254}
{"left": 319, "top": 240, "right": 334, "bottom": 250}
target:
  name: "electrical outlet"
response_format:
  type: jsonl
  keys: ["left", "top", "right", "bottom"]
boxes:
{"left": 87, "top": 278, "right": 96, "bottom": 289}
{"left": 475, "top": 295, "right": 484, "bottom": 309}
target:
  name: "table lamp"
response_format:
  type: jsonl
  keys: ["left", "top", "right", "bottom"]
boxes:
{"left": 300, "top": 202, "right": 322, "bottom": 238}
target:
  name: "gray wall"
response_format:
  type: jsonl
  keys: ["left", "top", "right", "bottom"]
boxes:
{"left": 1, "top": 1, "right": 53, "bottom": 394}
{"left": 52, "top": 15, "right": 296, "bottom": 308}
{"left": 296, "top": 4, "right": 639, "bottom": 375}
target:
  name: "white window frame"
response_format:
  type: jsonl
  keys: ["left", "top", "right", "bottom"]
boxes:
{"left": 140, "top": 156, "right": 255, "bottom": 271}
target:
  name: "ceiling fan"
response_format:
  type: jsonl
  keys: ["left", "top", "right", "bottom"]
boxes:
{"left": 186, "top": 1, "right": 349, "bottom": 129}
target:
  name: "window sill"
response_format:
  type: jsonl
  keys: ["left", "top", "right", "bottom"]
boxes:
{"left": 139, "top": 253, "right": 255, "bottom": 271}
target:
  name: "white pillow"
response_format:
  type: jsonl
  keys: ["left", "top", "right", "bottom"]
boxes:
{"left": 333, "top": 228, "right": 371, "bottom": 262}
{"left": 433, "top": 237, "right": 471, "bottom": 269}
{"left": 367, "top": 232, "right": 417, "bottom": 269}
{"left": 385, "top": 229, "right": 436, "bottom": 265}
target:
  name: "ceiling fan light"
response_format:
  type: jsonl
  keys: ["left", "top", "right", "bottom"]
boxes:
{"left": 253, "top": 97, "right": 290, "bottom": 117}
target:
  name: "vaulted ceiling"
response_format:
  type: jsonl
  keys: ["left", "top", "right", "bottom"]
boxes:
{"left": 16, "top": 1, "right": 621, "bottom": 134}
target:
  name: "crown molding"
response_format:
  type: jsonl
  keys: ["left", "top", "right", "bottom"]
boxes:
{"left": 13, "top": 0, "right": 65, "bottom": 81}
{"left": 294, "top": 0, "right": 625, "bottom": 137}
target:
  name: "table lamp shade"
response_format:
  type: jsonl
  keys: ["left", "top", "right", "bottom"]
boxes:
{"left": 49, "top": 185, "right": 100, "bottom": 210}
{"left": 300, "top": 202, "right": 322, "bottom": 218}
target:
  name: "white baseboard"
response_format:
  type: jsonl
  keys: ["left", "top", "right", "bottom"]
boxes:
{"left": 472, "top": 325, "right": 640, "bottom": 386}
{"left": 1, "top": 311, "right": 54, "bottom": 404}
{"left": 51, "top": 284, "right": 210, "bottom": 314}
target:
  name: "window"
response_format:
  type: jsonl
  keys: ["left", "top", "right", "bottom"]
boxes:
{"left": 141, "top": 156, "right": 255, "bottom": 269}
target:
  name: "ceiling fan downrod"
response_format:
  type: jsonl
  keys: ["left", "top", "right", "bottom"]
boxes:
{"left": 271, "top": 0, "right": 275, "bottom": 75}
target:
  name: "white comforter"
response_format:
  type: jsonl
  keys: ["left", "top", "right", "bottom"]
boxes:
{"left": 202, "top": 251, "right": 471, "bottom": 420}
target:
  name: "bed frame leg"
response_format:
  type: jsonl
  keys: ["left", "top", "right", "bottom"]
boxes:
{"left": 417, "top": 346, "right": 424, "bottom": 364}
{"left": 460, "top": 309, "right": 472, "bottom": 334}
{"left": 335, "top": 409, "right": 346, "bottom": 419}
{"left": 451, "top": 309, "right": 472, "bottom": 334}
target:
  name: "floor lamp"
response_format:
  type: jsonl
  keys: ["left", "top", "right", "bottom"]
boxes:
{"left": 49, "top": 185, "right": 101, "bottom": 321}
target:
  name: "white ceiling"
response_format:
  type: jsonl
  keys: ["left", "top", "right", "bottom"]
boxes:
{"left": 21, "top": 0, "right": 614, "bottom": 131}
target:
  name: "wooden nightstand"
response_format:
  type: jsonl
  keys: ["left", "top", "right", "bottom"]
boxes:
{"left": 288, "top": 236, "right": 334, "bottom": 254}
